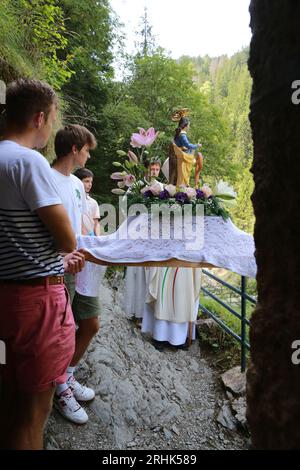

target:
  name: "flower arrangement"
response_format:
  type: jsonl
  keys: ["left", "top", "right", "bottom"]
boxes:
{"left": 111, "top": 128, "right": 236, "bottom": 220}
{"left": 127, "top": 181, "right": 236, "bottom": 220}
{"left": 110, "top": 127, "right": 160, "bottom": 196}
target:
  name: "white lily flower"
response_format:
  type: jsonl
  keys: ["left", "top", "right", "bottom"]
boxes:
{"left": 111, "top": 188, "right": 126, "bottom": 195}
{"left": 214, "top": 180, "right": 237, "bottom": 199}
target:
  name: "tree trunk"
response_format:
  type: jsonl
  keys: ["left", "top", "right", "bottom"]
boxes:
{"left": 247, "top": 0, "right": 300, "bottom": 449}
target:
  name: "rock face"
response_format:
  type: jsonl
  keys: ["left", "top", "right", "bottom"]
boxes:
{"left": 221, "top": 366, "right": 246, "bottom": 396}
{"left": 197, "top": 318, "right": 219, "bottom": 336}
{"left": 232, "top": 397, "right": 247, "bottom": 431}
{"left": 219, "top": 367, "right": 247, "bottom": 432}
{"left": 45, "top": 278, "right": 248, "bottom": 450}
{"left": 248, "top": 0, "right": 300, "bottom": 449}
{"left": 217, "top": 402, "right": 238, "bottom": 431}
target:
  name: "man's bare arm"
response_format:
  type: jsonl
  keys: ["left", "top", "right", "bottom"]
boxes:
{"left": 94, "top": 219, "right": 101, "bottom": 236}
{"left": 36, "top": 204, "right": 76, "bottom": 253}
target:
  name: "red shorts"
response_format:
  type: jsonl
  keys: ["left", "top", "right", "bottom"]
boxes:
{"left": 0, "top": 282, "right": 75, "bottom": 393}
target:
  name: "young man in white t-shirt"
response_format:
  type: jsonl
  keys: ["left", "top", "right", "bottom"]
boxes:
{"left": 51, "top": 125, "right": 101, "bottom": 424}
{"left": 0, "top": 79, "right": 85, "bottom": 450}
{"left": 73, "top": 167, "right": 100, "bottom": 236}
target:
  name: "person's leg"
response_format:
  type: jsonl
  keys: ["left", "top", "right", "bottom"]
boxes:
{"left": 1, "top": 282, "right": 75, "bottom": 434}
{"left": 56, "top": 274, "right": 76, "bottom": 394}
{"left": 13, "top": 388, "right": 54, "bottom": 450}
{"left": 66, "top": 294, "right": 100, "bottom": 403}
{"left": 70, "top": 292, "right": 100, "bottom": 366}
{"left": 54, "top": 293, "right": 100, "bottom": 420}
{"left": 194, "top": 153, "right": 203, "bottom": 186}
{"left": 70, "top": 317, "right": 100, "bottom": 366}
{"left": 4, "top": 386, "right": 54, "bottom": 450}
{"left": 0, "top": 380, "right": 17, "bottom": 449}
{"left": 55, "top": 317, "right": 99, "bottom": 411}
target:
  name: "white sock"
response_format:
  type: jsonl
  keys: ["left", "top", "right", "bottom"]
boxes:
{"left": 66, "top": 366, "right": 76, "bottom": 382}
{"left": 56, "top": 382, "right": 69, "bottom": 396}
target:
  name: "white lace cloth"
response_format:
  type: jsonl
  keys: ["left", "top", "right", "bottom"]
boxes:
{"left": 76, "top": 215, "right": 256, "bottom": 296}
{"left": 75, "top": 262, "right": 106, "bottom": 297}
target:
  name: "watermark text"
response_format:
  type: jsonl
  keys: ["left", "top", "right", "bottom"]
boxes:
{"left": 0, "top": 340, "right": 6, "bottom": 365}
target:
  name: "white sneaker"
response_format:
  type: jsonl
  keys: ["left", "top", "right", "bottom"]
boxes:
{"left": 68, "top": 375, "right": 95, "bottom": 402}
{"left": 54, "top": 387, "right": 88, "bottom": 424}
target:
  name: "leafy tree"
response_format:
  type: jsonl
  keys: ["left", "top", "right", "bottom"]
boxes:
{"left": 182, "top": 47, "right": 254, "bottom": 229}
{"left": 135, "top": 7, "right": 156, "bottom": 57}
{"left": 17, "top": 0, "right": 74, "bottom": 89}
{"left": 88, "top": 82, "right": 151, "bottom": 197}
{"left": 0, "top": 0, "right": 34, "bottom": 82}
{"left": 0, "top": 0, "right": 74, "bottom": 89}
{"left": 56, "top": 0, "right": 119, "bottom": 196}
{"left": 60, "top": 0, "right": 116, "bottom": 119}
{"left": 231, "top": 165, "right": 255, "bottom": 233}
{"left": 1, "top": 0, "right": 69, "bottom": 86}
{"left": 126, "top": 51, "right": 237, "bottom": 181}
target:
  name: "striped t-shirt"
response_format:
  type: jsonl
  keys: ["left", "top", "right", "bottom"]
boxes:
{"left": 0, "top": 140, "right": 64, "bottom": 279}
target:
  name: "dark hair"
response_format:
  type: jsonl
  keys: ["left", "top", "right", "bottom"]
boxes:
{"left": 73, "top": 167, "right": 94, "bottom": 180}
{"left": 6, "top": 79, "right": 57, "bottom": 129}
{"left": 55, "top": 124, "right": 97, "bottom": 159}
{"left": 149, "top": 158, "right": 161, "bottom": 167}
{"left": 174, "top": 117, "right": 190, "bottom": 140}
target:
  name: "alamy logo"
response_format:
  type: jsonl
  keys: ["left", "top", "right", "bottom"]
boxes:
{"left": 291, "top": 340, "right": 300, "bottom": 365}
{"left": 291, "top": 80, "right": 300, "bottom": 105}
{"left": 0, "top": 340, "right": 6, "bottom": 365}
{"left": 0, "top": 80, "right": 6, "bottom": 104}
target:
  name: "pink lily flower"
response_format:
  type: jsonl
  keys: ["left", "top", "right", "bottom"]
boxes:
{"left": 128, "top": 150, "right": 139, "bottom": 164}
{"left": 111, "top": 172, "right": 126, "bottom": 180}
{"left": 124, "top": 174, "right": 136, "bottom": 187}
{"left": 130, "top": 127, "right": 159, "bottom": 148}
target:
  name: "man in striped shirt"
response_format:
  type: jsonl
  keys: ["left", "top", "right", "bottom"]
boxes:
{"left": 0, "top": 79, "right": 83, "bottom": 449}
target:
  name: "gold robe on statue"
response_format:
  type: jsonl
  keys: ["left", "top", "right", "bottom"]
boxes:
{"left": 172, "top": 143, "right": 195, "bottom": 187}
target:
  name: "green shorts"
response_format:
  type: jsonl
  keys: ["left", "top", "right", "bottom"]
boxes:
{"left": 64, "top": 273, "right": 100, "bottom": 322}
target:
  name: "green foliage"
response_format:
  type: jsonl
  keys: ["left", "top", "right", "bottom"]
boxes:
{"left": 198, "top": 267, "right": 256, "bottom": 368}
{"left": 56, "top": 1, "right": 120, "bottom": 198}
{"left": 198, "top": 296, "right": 252, "bottom": 369}
{"left": 199, "top": 266, "right": 256, "bottom": 351}
{"left": 126, "top": 194, "right": 230, "bottom": 220}
{"left": 112, "top": 50, "right": 238, "bottom": 183}
{"left": 128, "top": 51, "right": 196, "bottom": 127}
{"left": 0, "top": 0, "right": 73, "bottom": 88}
{"left": 60, "top": 0, "right": 115, "bottom": 114}
{"left": 135, "top": 7, "right": 156, "bottom": 57}
{"left": 0, "top": 0, "right": 36, "bottom": 81}
{"left": 200, "top": 297, "right": 253, "bottom": 341}
{"left": 184, "top": 48, "right": 254, "bottom": 231}
{"left": 18, "top": 0, "right": 74, "bottom": 89}
{"left": 231, "top": 165, "right": 255, "bottom": 233}
{"left": 89, "top": 95, "right": 151, "bottom": 198}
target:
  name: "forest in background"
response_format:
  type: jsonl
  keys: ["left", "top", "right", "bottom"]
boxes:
{"left": 0, "top": 0, "right": 254, "bottom": 233}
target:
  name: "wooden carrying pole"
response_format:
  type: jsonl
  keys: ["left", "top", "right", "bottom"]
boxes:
{"left": 83, "top": 251, "right": 215, "bottom": 269}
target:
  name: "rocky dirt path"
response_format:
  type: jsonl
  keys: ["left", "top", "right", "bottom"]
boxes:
{"left": 45, "top": 275, "right": 248, "bottom": 450}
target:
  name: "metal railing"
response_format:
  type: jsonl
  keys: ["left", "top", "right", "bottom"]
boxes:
{"left": 198, "top": 269, "right": 257, "bottom": 372}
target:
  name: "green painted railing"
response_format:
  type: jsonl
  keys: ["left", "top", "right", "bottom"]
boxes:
{"left": 199, "top": 269, "right": 256, "bottom": 372}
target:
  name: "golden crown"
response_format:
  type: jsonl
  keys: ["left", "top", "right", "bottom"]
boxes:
{"left": 171, "top": 108, "right": 190, "bottom": 122}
